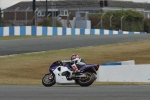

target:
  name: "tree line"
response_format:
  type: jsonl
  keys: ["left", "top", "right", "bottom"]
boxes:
{"left": 0, "top": 8, "right": 4, "bottom": 26}
{"left": 89, "top": 10, "right": 150, "bottom": 33}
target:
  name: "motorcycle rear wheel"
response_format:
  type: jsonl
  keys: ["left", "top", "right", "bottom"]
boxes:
{"left": 77, "top": 72, "right": 96, "bottom": 87}
{"left": 42, "top": 72, "right": 56, "bottom": 87}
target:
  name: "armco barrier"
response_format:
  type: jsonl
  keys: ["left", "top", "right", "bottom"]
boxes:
{"left": 0, "top": 26, "right": 146, "bottom": 36}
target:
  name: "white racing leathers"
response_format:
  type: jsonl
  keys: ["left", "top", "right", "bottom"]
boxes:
{"left": 63, "top": 58, "right": 86, "bottom": 72}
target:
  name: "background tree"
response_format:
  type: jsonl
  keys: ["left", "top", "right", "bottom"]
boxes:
{"left": 38, "top": 17, "right": 62, "bottom": 27}
{"left": 0, "top": 8, "right": 4, "bottom": 26}
{"left": 144, "top": 18, "right": 150, "bottom": 33}
{"left": 89, "top": 10, "right": 144, "bottom": 32}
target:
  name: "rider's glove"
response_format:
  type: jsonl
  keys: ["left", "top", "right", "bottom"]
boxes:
{"left": 70, "top": 61, "right": 75, "bottom": 65}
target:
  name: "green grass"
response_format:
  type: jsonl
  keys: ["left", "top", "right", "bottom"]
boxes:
{"left": 0, "top": 36, "right": 52, "bottom": 40}
{"left": 0, "top": 40, "right": 150, "bottom": 85}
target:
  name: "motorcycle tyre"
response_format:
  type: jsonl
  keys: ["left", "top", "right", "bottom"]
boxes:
{"left": 42, "top": 72, "right": 56, "bottom": 87}
{"left": 78, "top": 72, "right": 95, "bottom": 87}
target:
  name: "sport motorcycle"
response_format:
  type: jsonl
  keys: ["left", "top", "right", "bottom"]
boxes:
{"left": 42, "top": 60, "right": 99, "bottom": 87}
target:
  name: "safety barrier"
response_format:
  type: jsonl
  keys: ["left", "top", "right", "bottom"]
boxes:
{"left": 97, "top": 64, "right": 150, "bottom": 82}
{"left": 101, "top": 60, "right": 135, "bottom": 66}
{"left": 97, "top": 60, "right": 150, "bottom": 83}
{"left": 0, "top": 26, "right": 146, "bottom": 36}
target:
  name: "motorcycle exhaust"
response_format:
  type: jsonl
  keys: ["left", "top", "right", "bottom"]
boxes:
{"left": 71, "top": 73, "right": 86, "bottom": 78}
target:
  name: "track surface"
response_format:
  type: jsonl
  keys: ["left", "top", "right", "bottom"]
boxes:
{"left": 0, "top": 85, "right": 150, "bottom": 100}
{"left": 0, "top": 34, "right": 150, "bottom": 56}
{"left": 0, "top": 34, "right": 150, "bottom": 100}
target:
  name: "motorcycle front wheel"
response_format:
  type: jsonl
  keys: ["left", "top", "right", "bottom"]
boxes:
{"left": 42, "top": 72, "right": 56, "bottom": 87}
{"left": 77, "top": 72, "right": 96, "bottom": 87}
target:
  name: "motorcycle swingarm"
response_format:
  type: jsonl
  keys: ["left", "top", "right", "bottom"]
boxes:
{"left": 71, "top": 74, "right": 86, "bottom": 78}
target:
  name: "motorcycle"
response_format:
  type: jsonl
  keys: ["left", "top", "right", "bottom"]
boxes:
{"left": 42, "top": 60, "right": 100, "bottom": 87}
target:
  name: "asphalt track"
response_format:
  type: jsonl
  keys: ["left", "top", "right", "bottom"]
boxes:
{"left": 0, "top": 34, "right": 150, "bottom": 56}
{"left": 0, "top": 85, "right": 150, "bottom": 100}
{"left": 0, "top": 34, "right": 150, "bottom": 100}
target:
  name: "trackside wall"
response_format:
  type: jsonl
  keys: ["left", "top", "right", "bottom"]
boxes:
{"left": 0, "top": 26, "right": 146, "bottom": 36}
{"left": 97, "top": 64, "right": 150, "bottom": 82}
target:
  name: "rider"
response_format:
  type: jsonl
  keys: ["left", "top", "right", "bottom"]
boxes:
{"left": 61, "top": 54, "right": 86, "bottom": 73}
{"left": 70, "top": 54, "right": 86, "bottom": 73}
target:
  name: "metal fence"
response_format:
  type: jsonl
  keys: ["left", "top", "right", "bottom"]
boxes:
{"left": 2, "top": 0, "right": 150, "bottom": 32}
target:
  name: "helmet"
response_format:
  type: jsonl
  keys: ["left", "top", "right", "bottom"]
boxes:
{"left": 71, "top": 54, "right": 79, "bottom": 60}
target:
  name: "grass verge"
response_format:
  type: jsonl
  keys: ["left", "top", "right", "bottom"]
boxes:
{"left": 0, "top": 40, "right": 150, "bottom": 85}
{"left": 0, "top": 36, "right": 51, "bottom": 40}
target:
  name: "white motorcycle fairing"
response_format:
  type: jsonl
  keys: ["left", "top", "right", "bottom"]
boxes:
{"left": 53, "top": 66, "right": 75, "bottom": 84}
